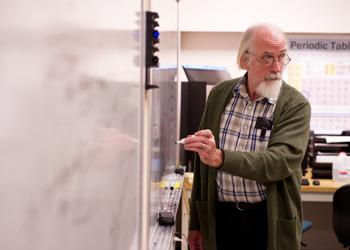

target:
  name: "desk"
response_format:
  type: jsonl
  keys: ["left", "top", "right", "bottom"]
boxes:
{"left": 301, "top": 177, "right": 346, "bottom": 250}
{"left": 301, "top": 179, "right": 342, "bottom": 202}
{"left": 182, "top": 172, "right": 345, "bottom": 202}
{"left": 301, "top": 169, "right": 344, "bottom": 202}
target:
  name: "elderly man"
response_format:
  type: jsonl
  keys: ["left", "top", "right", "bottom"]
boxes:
{"left": 185, "top": 24, "right": 311, "bottom": 250}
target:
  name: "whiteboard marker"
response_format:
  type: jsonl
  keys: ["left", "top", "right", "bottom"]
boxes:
{"left": 175, "top": 138, "right": 186, "bottom": 144}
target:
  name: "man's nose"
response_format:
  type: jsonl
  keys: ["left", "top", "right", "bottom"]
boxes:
{"left": 270, "top": 60, "right": 283, "bottom": 73}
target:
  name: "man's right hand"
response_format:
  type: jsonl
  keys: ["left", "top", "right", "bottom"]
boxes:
{"left": 188, "top": 230, "right": 204, "bottom": 250}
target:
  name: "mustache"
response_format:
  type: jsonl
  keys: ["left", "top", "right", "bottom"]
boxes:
{"left": 265, "top": 73, "right": 282, "bottom": 81}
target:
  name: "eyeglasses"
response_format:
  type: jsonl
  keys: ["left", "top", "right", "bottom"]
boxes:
{"left": 246, "top": 51, "right": 291, "bottom": 68}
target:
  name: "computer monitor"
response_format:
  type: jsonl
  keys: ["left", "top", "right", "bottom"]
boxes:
{"left": 182, "top": 65, "right": 231, "bottom": 85}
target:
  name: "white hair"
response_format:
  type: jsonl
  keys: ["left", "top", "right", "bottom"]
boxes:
{"left": 236, "top": 23, "right": 287, "bottom": 70}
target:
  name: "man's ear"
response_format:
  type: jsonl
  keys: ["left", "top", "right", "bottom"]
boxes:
{"left": 240, "top": 53, "right": 250, "bottom": 70}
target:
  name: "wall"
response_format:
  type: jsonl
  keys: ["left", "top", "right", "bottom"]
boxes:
{"left": 157, "top": 0, "right": 350, "bottom": 33}
{"left": 156, "top": 0, "right": 350, "bottom": 78}
{"left": 181, "top": 32, "right": 243, "bottom": 78}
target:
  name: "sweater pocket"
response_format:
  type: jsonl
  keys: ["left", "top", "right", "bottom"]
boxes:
{"left": 195, "top": 201, "right": 209, "bottom": 239}
{"left": 276, "top": 218, "right": 298, "bottom": 250}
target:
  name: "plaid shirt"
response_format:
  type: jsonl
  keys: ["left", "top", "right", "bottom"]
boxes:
{"left": 216, "top": 75, "right": 277, "bottom": 203}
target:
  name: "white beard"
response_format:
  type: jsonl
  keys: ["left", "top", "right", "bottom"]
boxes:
{"left": 256, "top": 73, "right": 282, "bottom": 99}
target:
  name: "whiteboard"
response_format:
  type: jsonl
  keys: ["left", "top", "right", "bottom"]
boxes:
{"left": 0, "top": 0, "right": 142, "bottom": 249}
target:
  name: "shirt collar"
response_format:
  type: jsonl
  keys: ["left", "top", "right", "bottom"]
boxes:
{"left": 232, "top": 73, "right": 278, "bottom": 104}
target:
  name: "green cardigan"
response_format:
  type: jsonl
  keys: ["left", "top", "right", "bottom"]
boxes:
{"left": 189, "top": 78, "right": 311, "bottom": 250}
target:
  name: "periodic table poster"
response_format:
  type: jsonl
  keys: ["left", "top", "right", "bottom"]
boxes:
{"left": 285, "top": 35, "right": 350, "bottom": 134}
